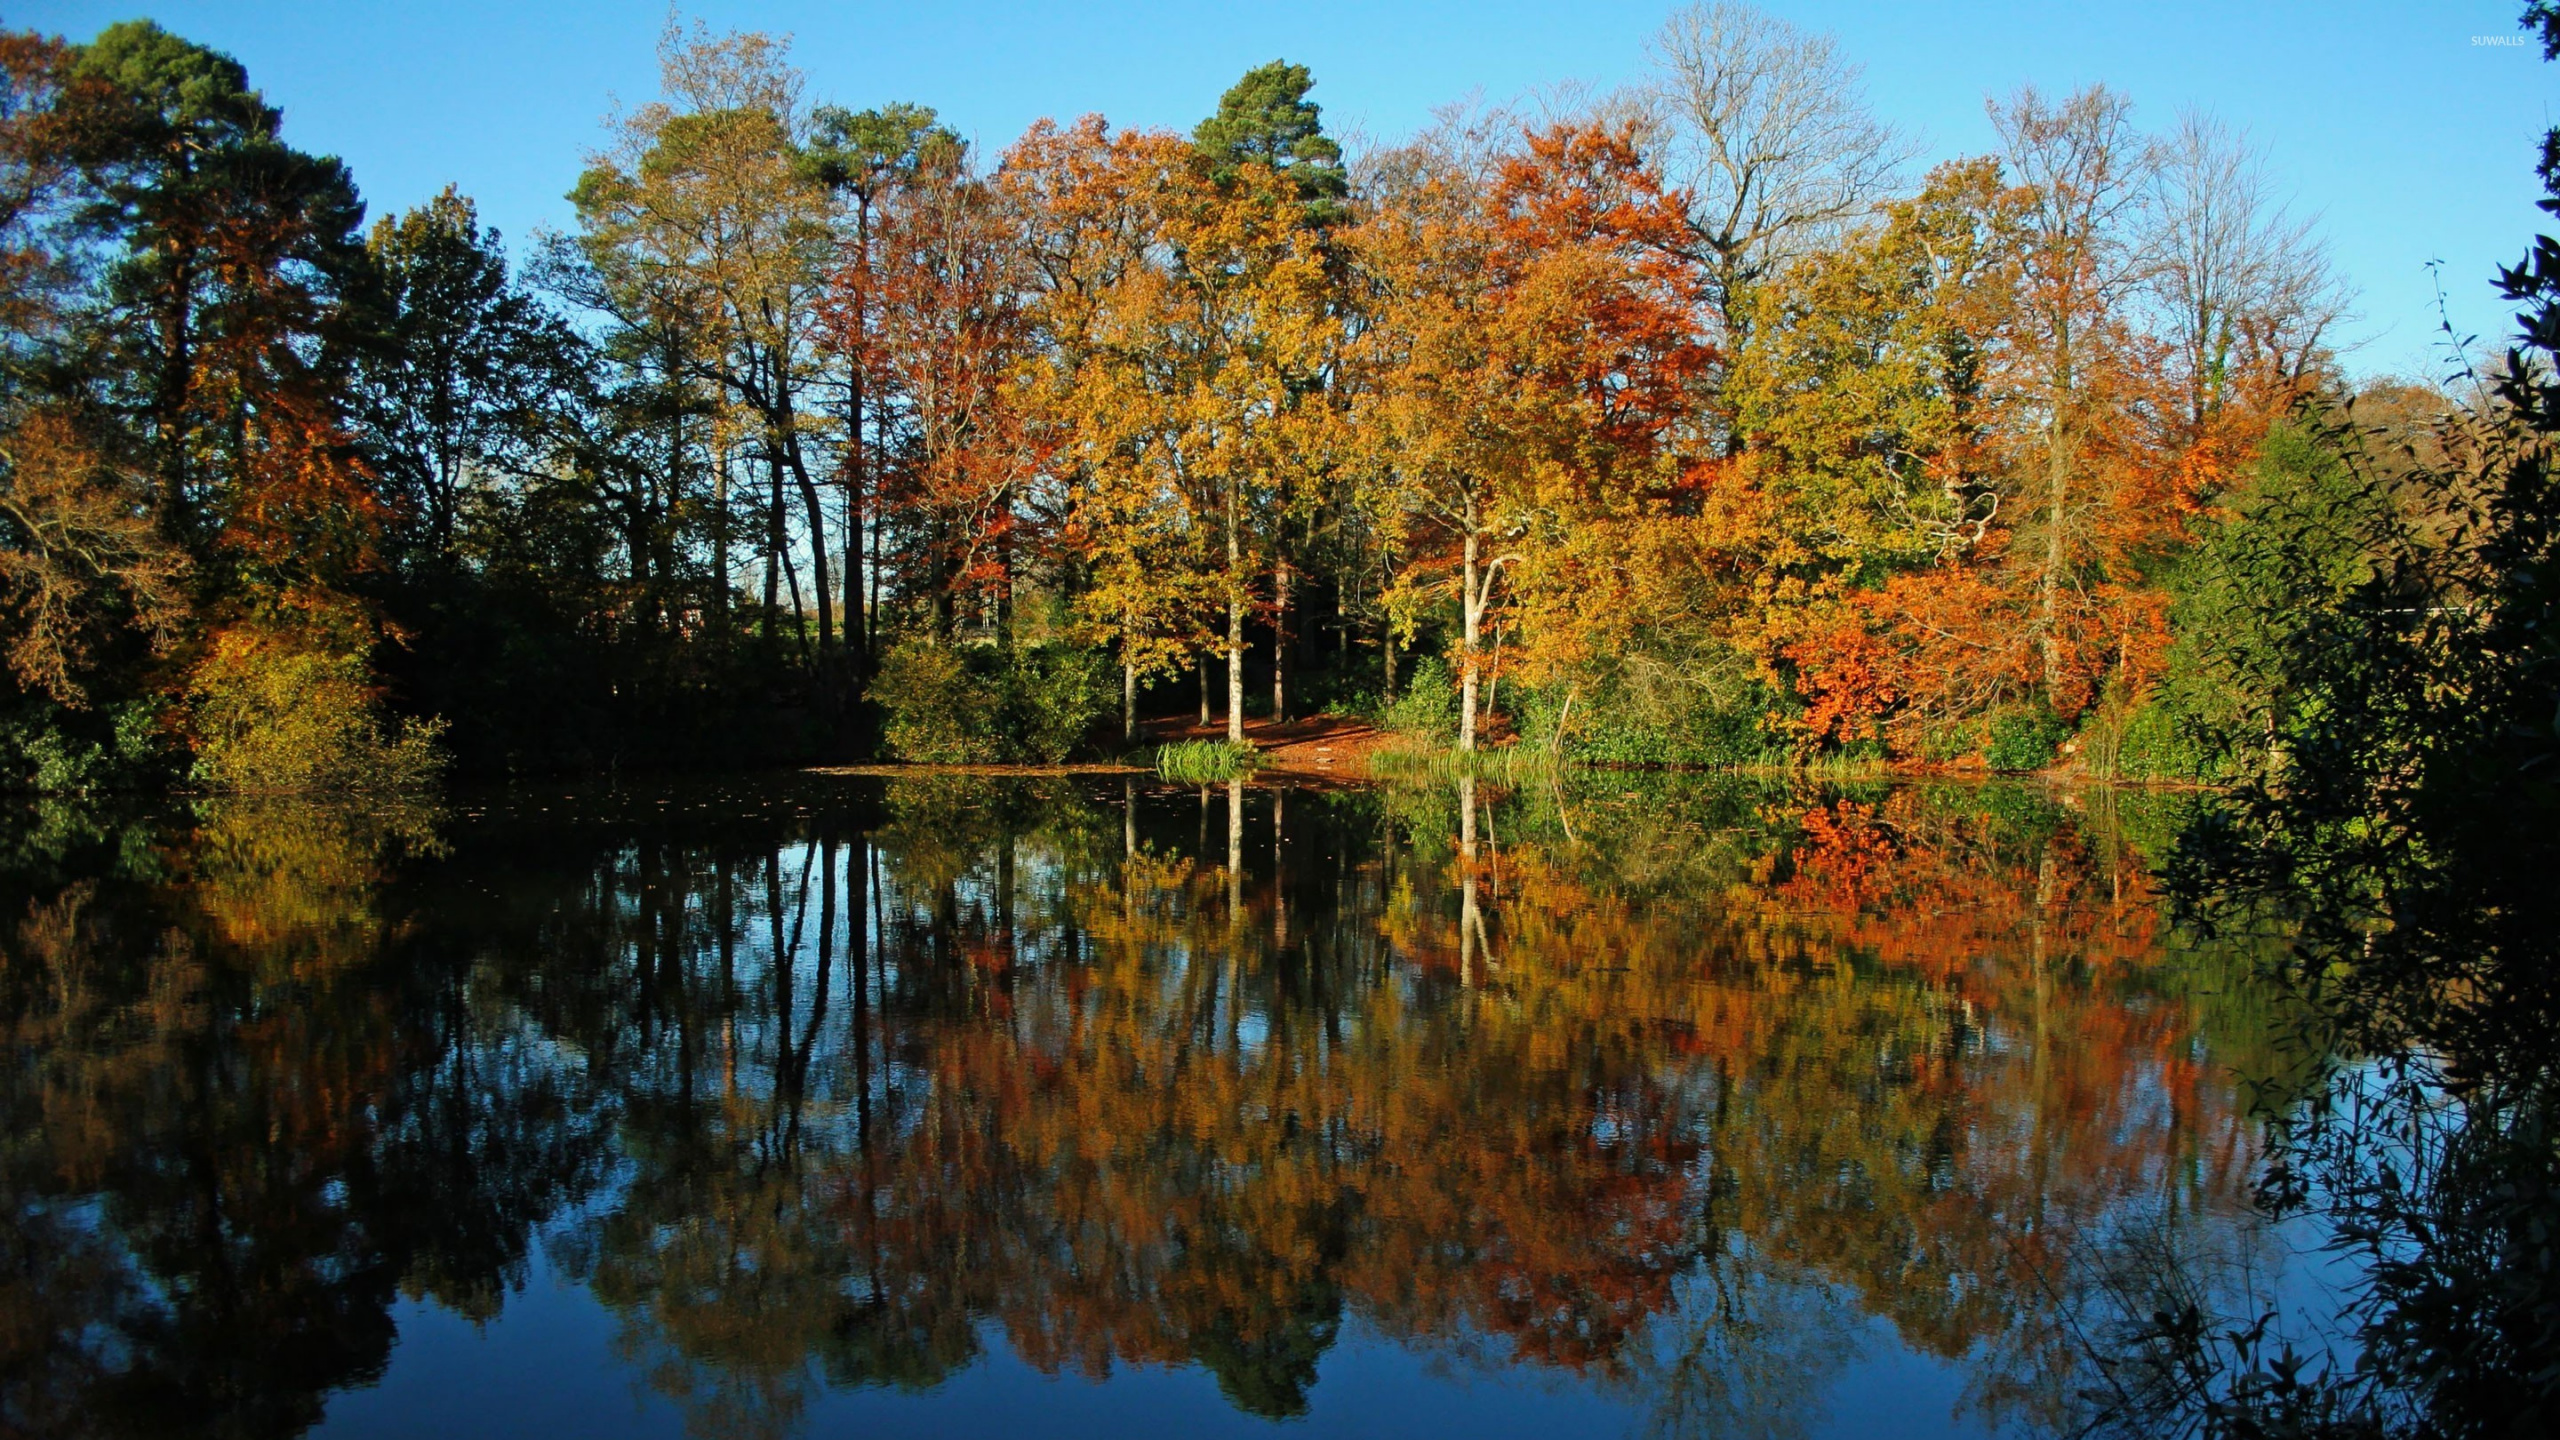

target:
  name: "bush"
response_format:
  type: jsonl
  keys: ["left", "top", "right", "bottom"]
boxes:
{"left": 1517, "top": 667, "right": 1779, "bottom": 767}
{"left": 869, "top": 636, "right": 1112, "bottom": 764}
{"left": 1380, "top": 655, "right": 1458, "bottom": 742}
{"left": 0, "top": 699, "right": 171, "bottom": 794}
{"left": 1001, "top": 641, "right": 1112, "bottom": 763}
{"left": 1983, "top": 705, "right": 2069, "bottom": 772}
{"left": 188, "top": 624, "right": 445, "bottom": 792}
{"left": 2101, "top": 698, "right": 2217, "bottom": 782}
{"left": 870, "top": 638, "right": 1001, "bottom": 763}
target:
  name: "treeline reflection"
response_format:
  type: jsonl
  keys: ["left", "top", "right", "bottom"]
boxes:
{"left": 0, "top": 777, "right": 2283, "bottom": 1438}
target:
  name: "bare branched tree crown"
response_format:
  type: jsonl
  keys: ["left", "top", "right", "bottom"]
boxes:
{"left": 2145, "top": 110, "right": 2355, "bottom": 420}
{"left": 1642, "top": 2, "right": 1913, "bottom": 347}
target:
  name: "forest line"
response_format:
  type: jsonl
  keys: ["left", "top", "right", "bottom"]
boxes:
{"left": 0, "top": 6, "right": 2422, "bottom": 787}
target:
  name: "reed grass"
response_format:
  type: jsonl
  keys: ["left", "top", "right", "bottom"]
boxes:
{"left": 1154, "top": 739, "right": 1261, "bottom": 784}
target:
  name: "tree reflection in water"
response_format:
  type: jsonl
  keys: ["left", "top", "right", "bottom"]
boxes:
{"left": 0, "top": 775, "right": 2292, "bottom": 1438}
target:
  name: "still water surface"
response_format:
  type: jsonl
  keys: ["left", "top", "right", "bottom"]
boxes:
{"left": 0, "top": 774, "right": 2292, "bottom": 1438}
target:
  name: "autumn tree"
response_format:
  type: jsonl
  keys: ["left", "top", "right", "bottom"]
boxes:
{"left": 61, "top": 21, "right": 371, "bottom": 547}
{"left": 2144, "top": 110, "right": 2351, "bottom": 453}
{"left": 1191, "top": 61, "right": 1350, "bottom": 720}
{"left": 1733, "top": 159, "right": 2029, "bottom": 743}
{"left": 1988, "top": 85, "right": 2165, "bottom": 718}
{"left": 1029, "top": 73, "right": 1345, "bottom": 745}
{"left": 571, "top": 22, "right": 840, "bottom": 668}
{"left": 1357, "top": 117, "right": 1711, "bottom": 750}
{"left": 868, "top": 132, "right": 1039, "bottom": 637}
{"left": 0, "top": 32, "right": 76, "bottom": 398}
{"left": 1007, "top": 118, "right": 1206, "bottom": 739}
{"left": 0, "top": 407, "right": 185, "bottom": 705}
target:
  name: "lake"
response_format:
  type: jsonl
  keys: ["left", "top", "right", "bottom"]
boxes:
{"left": 0, "top": 773, "right": 2306, "bottom": 1438}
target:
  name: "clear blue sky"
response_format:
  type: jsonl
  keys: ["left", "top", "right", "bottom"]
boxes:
{"left": 13, "top": 1, "right": 2554, "bottom": 376}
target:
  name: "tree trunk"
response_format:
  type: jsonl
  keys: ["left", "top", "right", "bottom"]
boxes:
{"left": 1226, "top": 595, "right": 1246, "bottom": 745}
{"left": 2038, "top": 340, "right": 2073, "bottom": 703}
{"left": 780, "top": 528, "right": 811, "bottom": 668}
{"left": 869, "top": 483, "right": 884, "bottom": 644}
{"left": 780, "top": 347, "right": 833, "bottom": 668}
{"left": 712, "top": 447, "right": 732, "bottom": 639}
{"left": 763, "top": 445, "right": 784, "bottom": 649}
{"left": 1459, "top": 531, "right": 1483, "bottom": 753}
{"left": 155, "top": 243, "right": 195, "bottom": 533}
{"left": 791, "top": 451, "right": 832, "bottom": 660}
{"left": 1226, "top": 484, "right": 1247, "bottom": 745}
{"left": 1271, "top": 561, "right": 1291, "bottom": 723}
{"left": 844, "top": 309, "right": 869, "bottom": 676}
{"left": 1123, "top": 656, "right": 1138, "bottom": 744}
{"left": 996, "top": 518, "right": 1015, "bottom": 648}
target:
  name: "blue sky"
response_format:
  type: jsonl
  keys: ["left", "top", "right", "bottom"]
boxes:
{"left": 14, "top": 1, "right": 2554, "bottom": 376}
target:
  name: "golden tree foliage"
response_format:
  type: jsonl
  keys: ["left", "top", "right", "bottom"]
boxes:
{"left": 1028, "top": 136, "right": 1344, "bottom": 740}
{"left": 0, "top": 409, "right": 186, "bottom": 704}
{"left": 1351, "top": 120, "right": 1715, "bottom": 746}
{"left": 0, "top": 14, "right": 2360, "bottom": 788}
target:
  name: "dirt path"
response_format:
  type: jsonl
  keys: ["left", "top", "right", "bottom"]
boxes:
{"left": 1140, "top": 714, "right": 1395, "bottom": 779}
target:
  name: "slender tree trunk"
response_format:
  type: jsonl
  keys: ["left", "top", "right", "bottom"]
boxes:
{"left": 1198, "top": 661, "right": 1211, "bottom": 728}
{"left": 712, "top": 447, "right": 733, "bottom": 639}
{"left": 1123, "top": 655, "right": 1138, "bottom": 744}
{"left": 844, "top": 293, "right": 870, "bottom": 675}
{"left": 2038, "top": 339, "right": 2073, "bottom": 703}
{"left": 155, "top": 243, "right": 195, "bottom": 534}
{"left": 1227, "top": 595, "right": 1246, "bottom": 745}
{"left": 763, "top": 445, "right": 785, "bottom": 650}
{"left": 1226, "top": 486, "right": 1246, "bottom": 744}
{"left": 1459, "top": 530, "right": 1483, "bottom": 753}
{"left": 791, "top": 448, "right": 833, "bottom": 659}
{"left": 996, "top": 518, "right": 1015, "bottom": 648}
{"left": 779, "top": 345, "right": 833, "bottom": 671}
{"left": 781, "top": 532, "right": 811, "bottom": 668}
{"left": 625, "top": 478, "right": 653, "bottom": 639}
{"left": 1271, "top": 560, "right": 1291, "bottom": 723}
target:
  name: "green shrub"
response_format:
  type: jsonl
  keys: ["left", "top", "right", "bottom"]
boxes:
{"left": 1983, "top": 705, "right": 2069, "bottom": 772}
{"left": 2104, "top": 698, "right": 2217, "bottom": 781}
{"left": 1001, "top": 641, "right": 1112, "bottom": 763}
{"left": 0, "top": 699, "right": 171, "bottom": 794}
{"left": 1517, "top": 671, "right": 1778, "bottom": 767}
{"left": 188, "top": 625, "right": 445, "bottom": 792}
{"left": 870, "top": 638, "right": 1001, "bottom": 763}
{"left": 1380, "top": 655, "right": 1458, "bottom": 742}
{"left": 869, "top": 636, "right": 1113, "bottom": 764}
